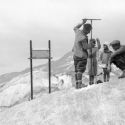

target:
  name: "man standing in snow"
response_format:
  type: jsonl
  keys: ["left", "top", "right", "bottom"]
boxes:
{"left": 108, "top": 40, "right": 125, "bottom": 78}
{"left": 72, "top": 19, "right": 94, "bottom": 89}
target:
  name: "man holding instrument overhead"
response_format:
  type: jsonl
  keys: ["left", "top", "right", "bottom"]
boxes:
{"left": 72, "top": 19, "right": 95, "bottom": 89}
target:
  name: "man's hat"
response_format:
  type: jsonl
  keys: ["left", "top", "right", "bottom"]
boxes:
{"left": 110, "top": 40, "right": 120, "bottom": 46}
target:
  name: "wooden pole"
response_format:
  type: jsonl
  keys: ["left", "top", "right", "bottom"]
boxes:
{"left": 48, "top": 40, "right": 51, "bottom": 93}
{"left": 86, "top": 19, "right": 101, "bottom": 85}
{"left": 90, "top": 20, "right": 93, "bottom": 39}
{"left": 30, "top": 40, "right": 33, "bottom": 100}
{"left": 90, "top": 20, "right": 93, "bottom": 85}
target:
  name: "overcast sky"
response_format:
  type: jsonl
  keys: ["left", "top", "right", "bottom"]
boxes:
{"left": 0, "top": 0, "right": 125, "bottom": 75}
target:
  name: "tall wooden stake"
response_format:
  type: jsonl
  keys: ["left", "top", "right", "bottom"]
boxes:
{"left": 90, "top": 20, "right": 93, "bottom": 84}
{"left": 30, "top": 40, "right": 33, "bottom": 100}
{"left": 48, "top": 40, "right": 51, "bottom": 93}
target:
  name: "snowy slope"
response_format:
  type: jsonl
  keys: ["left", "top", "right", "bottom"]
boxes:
{"left": 0, "top": 78, "right": 125, "bottom": 125}
{"left": 0, "top": 69, "right": 72, "bottom": 107}
{"left": 0, "top": 51, "right": 74, "bottom": 108}
{"left": 0, "top": 51, "right": 121, "bottom": 108}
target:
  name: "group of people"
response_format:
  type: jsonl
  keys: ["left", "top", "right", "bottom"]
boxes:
{"left": 72, "top": 19, "right": 125, "bottom": 89}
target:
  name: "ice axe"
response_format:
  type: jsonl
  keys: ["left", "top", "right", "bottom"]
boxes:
{"left": 83, "top": 18, "right": 101, "bottom": 85}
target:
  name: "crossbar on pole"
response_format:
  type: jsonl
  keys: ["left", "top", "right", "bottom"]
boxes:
{"left": 83, "top": 18, "right": 101, "bottom": 20}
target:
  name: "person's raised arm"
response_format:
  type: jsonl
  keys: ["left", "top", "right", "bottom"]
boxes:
{"left": 99, "top": 52, "right": 103, "bottom": 62}
{"left": 73, "top": 19, "right": 87, "bottom": 32}
{"left": 96, "top": 38, "right": 101, "bottom": 50}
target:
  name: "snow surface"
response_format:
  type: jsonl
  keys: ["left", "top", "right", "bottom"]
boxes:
{"left": 0, "top": 78, "right": 125, "bottom": 125}
{"left": 0, "top": 70, "right": 72, "bottom": 107}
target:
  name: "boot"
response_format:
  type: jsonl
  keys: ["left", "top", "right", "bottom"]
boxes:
{"left": 79, "top": 80, "right": 88, "bottom": 88}
{"left": 89, "top": 76, "right": 94, "bottom": 85}
{"left": 89, "top": 81, "right": 94, "bottom": 85}
{"left": 76, "top": 82, "right": 79, "bottom": 89}
{"left": 80, "top": 84, "right": 88, "bottom": 88}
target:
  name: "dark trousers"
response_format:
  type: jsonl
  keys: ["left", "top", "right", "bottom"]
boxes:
{"left": 73, "top": 56, "right": 87, "bottom": 86}
{"left": 103, "top": 68, "right": 110, "bottom": 82}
